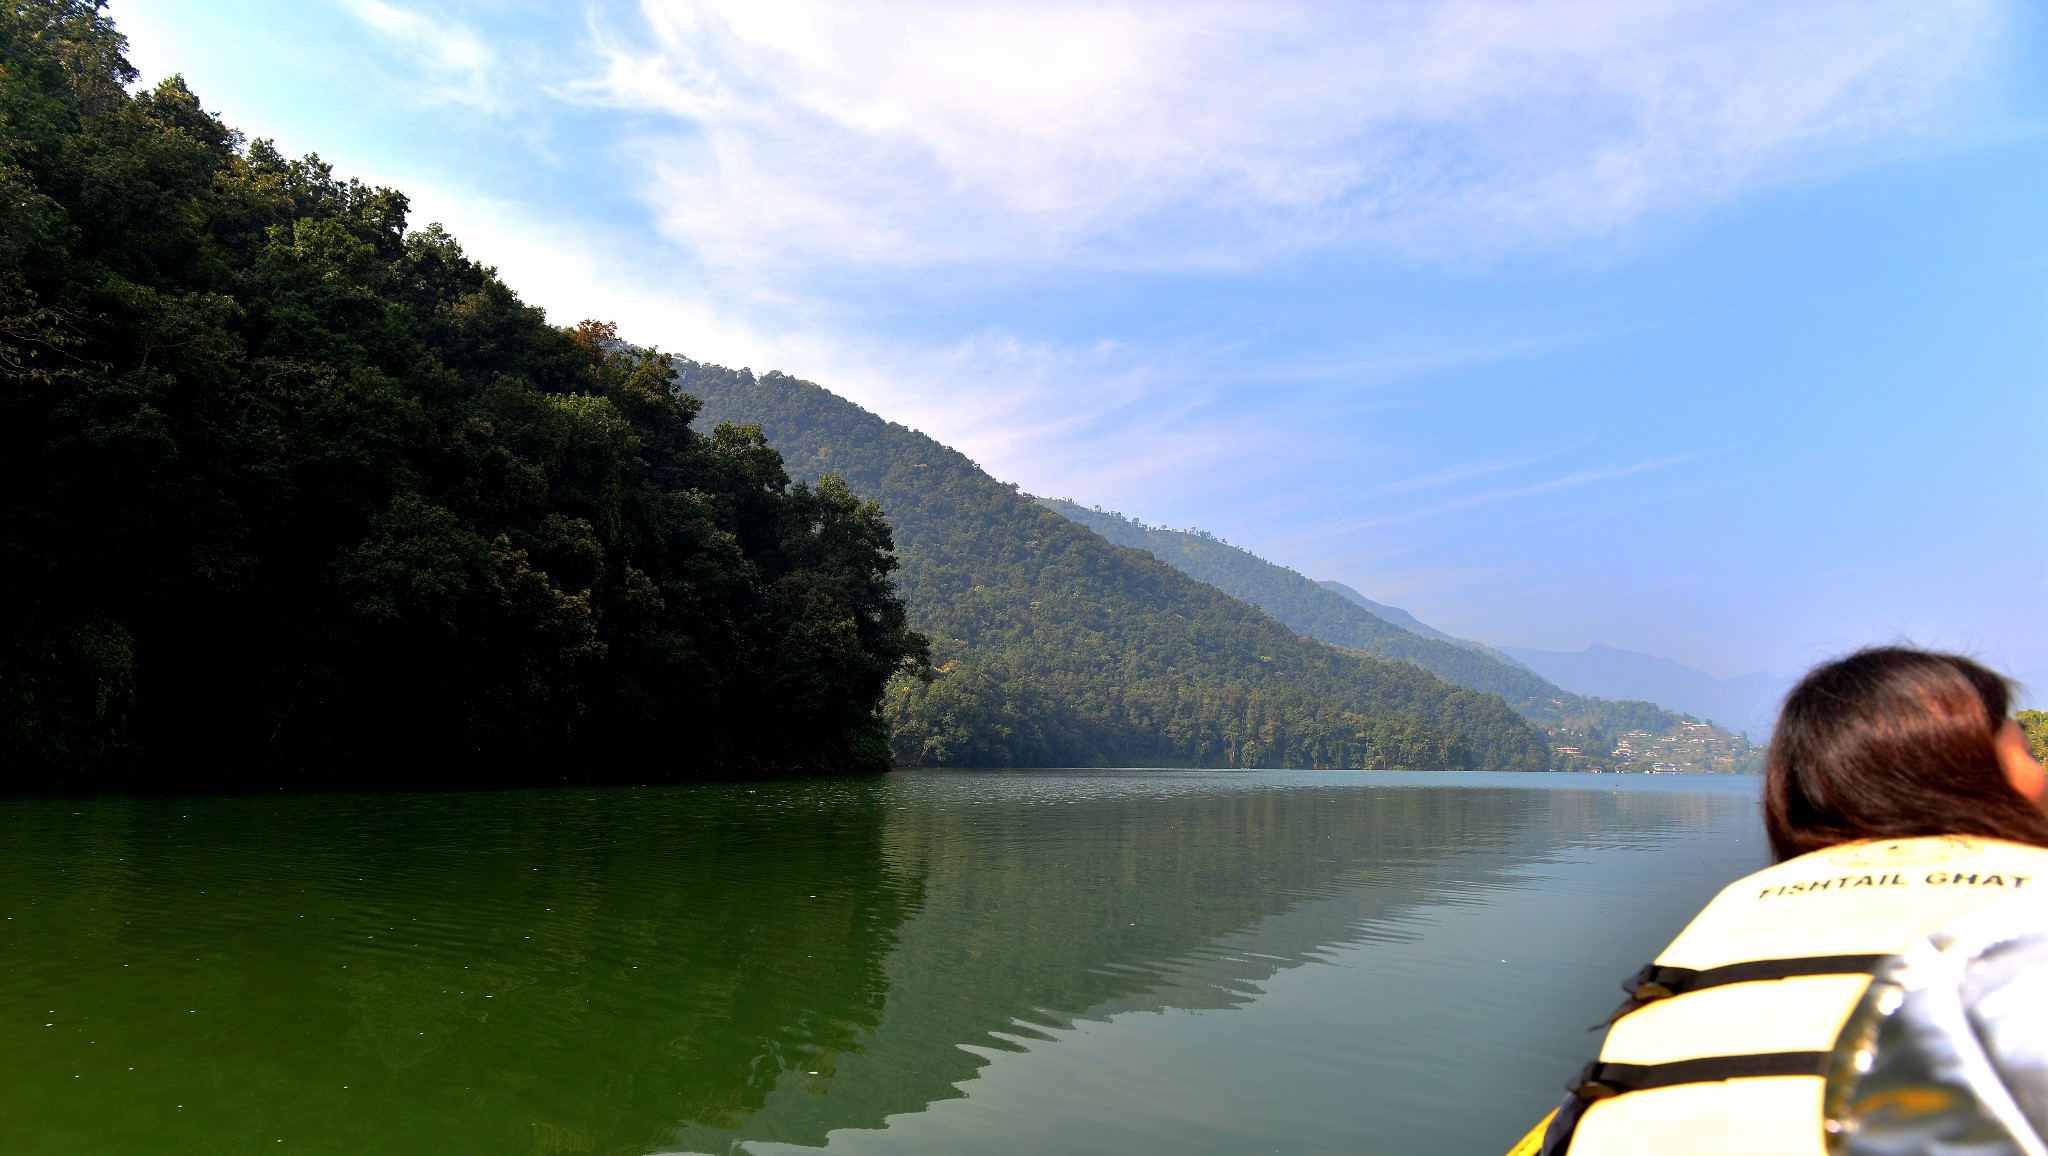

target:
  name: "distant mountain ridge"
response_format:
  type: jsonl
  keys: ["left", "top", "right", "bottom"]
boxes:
{"left": 1038, "top": 500, "right": 1562, "bottom": 709}
{"left": 685, "top": 367, "right": 1547, "bottom": 771}
{"left": 1040, "top": 502, "right": 1759, "bottom": 772}
{"left": 1501, "top": 645, "right": 1790, "bottom": 739}
{"left": 1316, "top": 581, "right": 1470, "bottom": 645}
{"left": 1315, "top": 580, "right": 1542, "bottom": 675}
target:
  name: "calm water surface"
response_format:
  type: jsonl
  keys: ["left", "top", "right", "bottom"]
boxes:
{"left": 0, "top": 771, "right": 1765, "bottom": 1155}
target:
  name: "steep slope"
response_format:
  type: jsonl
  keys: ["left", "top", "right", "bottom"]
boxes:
{"left": 1039, "top": 502, "right": 1760, "bottom": 771}
{"left": 1316, "top": 581, "right": 1470, "bottom": 645}
{"left": 1316, "top": 580, "right": 1539, "bottom": 674}
{"left": 1042, "top": 500, "right": 1557, "bottom": 705}
{"left": 686, "top": 367, "right": 1547, "bottom": 771}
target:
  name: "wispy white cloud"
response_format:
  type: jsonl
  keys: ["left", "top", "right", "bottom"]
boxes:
{"left": 363, "top": 175, "right": 1729, "bottom": 562}
{"left": 580, "top": 0, "right": 2008, "bottom": 280}
{"left": 1336, "top": 451, "right": 1707, "bottom": 532}
{"left": 340, "top": 0, "right": 500, "bottom": 111}
{"left": 1364, "top": 447, "right": 1585, "bottom": 498}
{"left": 370, "top": 0, "right": 2011, "bottom": 513}
{"left": 355, "top": 173, "right": 1239, "bottom": 496}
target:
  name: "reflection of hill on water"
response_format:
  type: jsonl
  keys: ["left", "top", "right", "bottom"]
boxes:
{"left": 0, "top": 786, "right": 921, "bottom": 1156}
{"left": 666, "top": 774, "right": 1742, "bottom": 1153}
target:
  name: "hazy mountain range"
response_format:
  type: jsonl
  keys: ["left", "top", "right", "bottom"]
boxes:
{"left": 1498, "top": 651, "right": 2041, "bottom": 734}
{"left": 1500, "top": 646, "right": 1789, "bottom": 739}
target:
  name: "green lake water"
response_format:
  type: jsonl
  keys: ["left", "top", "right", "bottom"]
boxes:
{"left": 0, "top": 770, "right": 1765, "bottom": 1155}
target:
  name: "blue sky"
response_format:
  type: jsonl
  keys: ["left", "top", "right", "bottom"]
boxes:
{"left": 108, "top": 0, "right": 2047, "bottom": 683}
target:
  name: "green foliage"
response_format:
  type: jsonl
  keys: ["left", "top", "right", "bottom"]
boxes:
{"left": 2022, "top": 711, "right": 2048, "bottom": 765}
{"left": 1046, "top": 501, "right": 1761, "bottom": 771}
{"left": 0, "top": 2, "right": 926, "bottom": 786}
{"left": 688, "top": 367, "right": 1549, "bottom": 771}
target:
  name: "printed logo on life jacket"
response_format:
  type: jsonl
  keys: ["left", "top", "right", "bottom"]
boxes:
{"left": 1829, "top": 837, "right": 1984, "bottom": 869}
{"left": 1758, "top": 871, "right": 2030, "bottom": 899}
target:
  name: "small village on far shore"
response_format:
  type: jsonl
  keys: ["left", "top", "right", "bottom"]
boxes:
{"left": 1549, "top": 719, "right": 1758, "bottom": 775}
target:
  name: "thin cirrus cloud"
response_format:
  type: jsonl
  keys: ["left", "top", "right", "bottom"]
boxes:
{"left": 1364, "top": 448, "right": 1586, "bottom": 499}
{"left": 338, "top": 0, "right": 2015, "bottom": 547}
{"left": 1337, "top": 452, "right": 1710, "bottom": 533}
{"left": 342, "top": 0, "right": 501, "bottom": 111}
{"left": 582, "top": 0, "right": 2008, "bottom": 280}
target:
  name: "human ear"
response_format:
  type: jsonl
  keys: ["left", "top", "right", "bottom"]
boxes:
{"left": 1996, "top": 719, "right": 2046, "bottom": 803}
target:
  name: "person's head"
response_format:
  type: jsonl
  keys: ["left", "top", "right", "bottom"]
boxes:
{"left": 1764, "top": 647, "right": 2048, "bottom": 862}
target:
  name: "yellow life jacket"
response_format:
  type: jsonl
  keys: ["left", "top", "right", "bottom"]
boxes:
{"left": 1553, "top": 835, "right": 2048, "bottom": 1156}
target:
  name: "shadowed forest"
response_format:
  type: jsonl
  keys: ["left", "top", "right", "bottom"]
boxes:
{"left": 0, "top": 2, "right": 924, "bottom": 786}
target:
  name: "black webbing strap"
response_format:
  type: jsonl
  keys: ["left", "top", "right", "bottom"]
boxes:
{"left": 1627, "top": 954, "right": 1888, "bottom": 998}
{"left": 1567, "top": 1051, "right": 1832, "bottom": 1101}
{"left": 1591, "top": 953, "right": 1886, "bottom": 1029}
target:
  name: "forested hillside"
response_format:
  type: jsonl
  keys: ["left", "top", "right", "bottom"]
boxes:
{"left": 1043, "top": 502, "right": 1760, "bottom": 772}
{"left": 688, "top": 368, "right": 1547, "bottom": 771}
{"left": 0, "top": 2, "right": 924, "bottom": 786}
{"left": 1042, "top": 501, "right": 1553, "bottom": 701}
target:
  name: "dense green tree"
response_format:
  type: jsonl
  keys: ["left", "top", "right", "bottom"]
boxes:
{"left": 0, "top": 2, "right": 925, "bottom": 786}
{"left": 689, "top": 366, "right": 1550, "bottom": 771}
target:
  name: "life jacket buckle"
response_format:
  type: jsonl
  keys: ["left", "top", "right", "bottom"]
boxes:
{"left": 1566, "top": 1061, "right": 1624, "bottom": 1101}
{"left": 1588, "top": 963, "right": 1694, "bottom": 1030}
{"left": 1621, "top": 962, "right": 1692, "bottom": 1000}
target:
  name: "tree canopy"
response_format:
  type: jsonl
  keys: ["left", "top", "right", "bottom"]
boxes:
{"left": 2022, "top": 711, "right": 2047, "bottom": 766}
{"left": 0, "top": 1, "right": 925, "bottom": 787}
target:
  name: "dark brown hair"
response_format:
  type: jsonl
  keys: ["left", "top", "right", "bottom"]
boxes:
{"left": 1764, "top": 647, "right": 2048, "bottom": 861}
